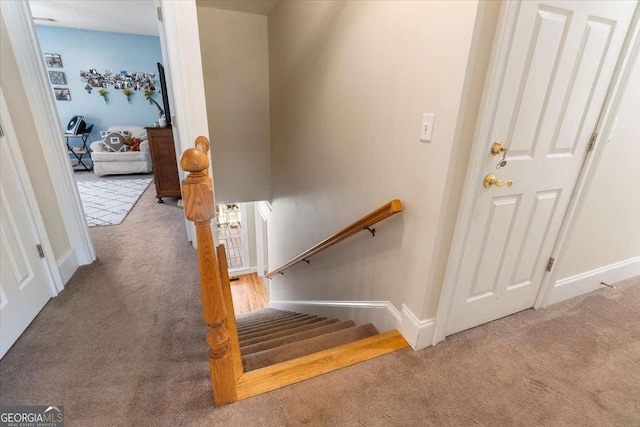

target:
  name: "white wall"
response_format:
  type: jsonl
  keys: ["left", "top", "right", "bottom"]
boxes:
{"left": 267, "top": 0, "right": 481, "bottom": 320}
{"left": 420, "top": 0, "right": 502, "bottom": 318}
{"left": 0, "top": 14, "right": 72, "bottom": 261}
{"left": 556, "top": 53, "right": 640, "bottom": 281}
{"left": 197, "top": 6, "right": 271, "bottom": 203}
{"left": 35, "top": 25, "right": 163, "bottom": 146}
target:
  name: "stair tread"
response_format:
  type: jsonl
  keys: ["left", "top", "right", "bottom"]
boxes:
{"left": 241, "top": 320, "right": 357, "bottom": 356}
{"left": 237, "top": 313, "right": 314, "bottom": 334}
{"left": 236, "top": 329, "right": 409, "bottom": 400}
{"left": 236, "top": 308, "right": 289, "bottom": 319}
{"left": 242, "top": 323, "right": 379, "bottom": 372}
{"left": 239, "top": 318, "right": 340, "bottom": 347}
{"left": 239, "top": 317, "right": 327, "bottom": 342}
{"left": 237, "top": 313, "right": 310, "bottom": 332}
{"left": 236, "top": 309, "right": 292, "bottom": 325}
{"left": 236, "top": 310, "right": 297, "bottom": 328}
{"left": 238, "top": 315, "right": 326, "bottom": 339}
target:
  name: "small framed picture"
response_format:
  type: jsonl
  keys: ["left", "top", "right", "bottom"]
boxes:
{"left": 44, "top": 53, "right": 63, "bottom": 68}
{"left": 49, "top": 71, "right": 66, "bottom": 85}
{"left": 54, "top": 87, "right": 71, "bottom": 101}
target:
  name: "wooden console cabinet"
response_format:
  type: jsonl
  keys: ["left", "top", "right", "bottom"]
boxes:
{"left": 146, "top": 126, "right": 181, "bottom": 203}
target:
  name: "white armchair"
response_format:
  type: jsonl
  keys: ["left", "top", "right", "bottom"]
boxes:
{"left": 90, "top": 125, "right": 152, "bottom": 176}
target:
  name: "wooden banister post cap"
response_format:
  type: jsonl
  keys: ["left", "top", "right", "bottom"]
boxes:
{"left": 195, "top": 135, "right": 210, "bottom": 153}
{"left": 180, "top": 147, "right": 210, "bottom": 173}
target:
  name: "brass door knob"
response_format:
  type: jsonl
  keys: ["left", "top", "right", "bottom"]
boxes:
{"left": 484, "top": 173, "right": 513, "bottom": 188}
{"left": 491, "top": 141, "right": 507, "bottom": 156}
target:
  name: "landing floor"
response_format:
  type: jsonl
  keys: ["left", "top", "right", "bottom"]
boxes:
{"left": 231, "top": 273, "right": 268, "bottom": 315}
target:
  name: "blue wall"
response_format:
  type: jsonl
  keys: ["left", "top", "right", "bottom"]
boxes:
{"left": 35, "top": 26, "right": 163, "bottom": 148}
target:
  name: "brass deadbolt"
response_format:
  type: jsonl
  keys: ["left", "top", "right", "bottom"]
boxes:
{"left": 491, "top": 141, "right": 507, "bottom": 156}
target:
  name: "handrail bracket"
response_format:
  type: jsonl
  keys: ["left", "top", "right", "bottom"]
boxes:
{"left": 365, "top": 226, "right": 376, "bottom": 237}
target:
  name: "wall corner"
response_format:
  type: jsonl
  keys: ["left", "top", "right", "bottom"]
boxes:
{"left": 399, "top": 304, "right": 437, "bottom": 350}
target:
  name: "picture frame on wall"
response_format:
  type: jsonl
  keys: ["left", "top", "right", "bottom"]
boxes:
{"left": 44, "top": 53, "right": 63, "bottom": 68}
{"left": 49, "top": 71, "right": 67, "bottom": 85}
{"left": 54, "top": 87, "right": 71, "bottom": 101}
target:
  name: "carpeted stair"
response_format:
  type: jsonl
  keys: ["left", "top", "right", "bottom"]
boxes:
{"left": 236, "top": 308, "right": 379, "bottom": 372}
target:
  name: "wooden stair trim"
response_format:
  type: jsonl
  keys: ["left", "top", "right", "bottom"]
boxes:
{"left": 235, "top": 329, "right": 408, "bottom": 400}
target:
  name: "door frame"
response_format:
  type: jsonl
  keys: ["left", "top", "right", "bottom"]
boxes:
{"left": 239, "top": 202, "right": 251, "bottom": 271}
{"left": 158, "top": 0, "right": 212, "bottom": 248}
{"left": 255, "top": 202, "right": 270, "bottom": 277}
{"left": 0, "top": 88, "right": 62, "bottom": 297}
{"left": 433, "top": 1, "right": 640, "bottom": 345}
{"left": 1, "top": 0, "right": 96, "bottom": 271}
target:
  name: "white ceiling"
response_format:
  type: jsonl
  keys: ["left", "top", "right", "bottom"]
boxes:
{"left": 197, "top": 0, "right": 277, "bottom": 16}
{"left": 29, "top": 0, "right": 159, "bottom": 36}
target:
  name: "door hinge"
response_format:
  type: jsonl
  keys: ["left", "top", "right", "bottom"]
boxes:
{"left": 157, "top": 6, "right": 163, "bottom": 21}
{"left": 546, "top": 257, "right": 555, "bottom": 272}
{"left": 36, "top": 244, "right": 45, "bottom": 258}
{"left": 587, "top": 132, "right": 598, "bottom": 152}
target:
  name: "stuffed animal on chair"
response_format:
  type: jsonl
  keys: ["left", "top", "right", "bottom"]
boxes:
{"left": 124, "top": 136, "right": 143, "bottom": 151}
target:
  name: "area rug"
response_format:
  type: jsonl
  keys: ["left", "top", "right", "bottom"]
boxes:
{"left": 76, "top": 178, "right": 152, "bottom": 227}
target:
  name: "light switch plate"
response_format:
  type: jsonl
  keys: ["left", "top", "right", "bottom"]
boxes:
{"left": 420, "top": 113, "right": 435, "bottom": 142}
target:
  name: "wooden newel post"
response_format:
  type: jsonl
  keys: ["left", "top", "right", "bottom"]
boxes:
{"left": 180, "top": 136, "right": 237, "bottom": 405}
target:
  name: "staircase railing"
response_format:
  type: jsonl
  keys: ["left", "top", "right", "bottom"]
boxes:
{"left": 217, "top": 244, "right": 243, "bottom": 380}
{"left": 180, "top": 136, "right": 238, "bottom": 405}
{"left": 266, "top": 199, "right": 403, "bottom": 278}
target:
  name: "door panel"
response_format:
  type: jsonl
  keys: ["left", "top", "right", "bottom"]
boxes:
{"left": 510, "top": 189, "right": 561, "bottom": 287}
{"left": 552, "top": 18, "right": 616, "bottom": 155}
{"left": 447, "top": 1, "right": 635, "bottom": 335}
{"left": 466, "top": 195, "right": 520, "bottom": 300}
{"left": 0, "top": 118, "right": 53, "bottom": 358}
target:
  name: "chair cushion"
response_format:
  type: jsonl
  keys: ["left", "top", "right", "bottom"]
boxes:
{"left": 101, "top": 131, "right": 129, "bottom": 152}
{"left": 91, "top": 151, "right": 149, "bottom": 162}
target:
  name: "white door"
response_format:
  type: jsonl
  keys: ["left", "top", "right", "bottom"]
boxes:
{"left": 447, "top": 1, "right": 636, "bottom": 335}
{"left": 0, "top": 118, "right": 54, "bottom": 358}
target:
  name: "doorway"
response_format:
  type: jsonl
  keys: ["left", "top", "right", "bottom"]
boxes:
{"left": 217, "top": 202, "right": 269, "bottom": 315}
{"left": 29, "top": 1, "right": 182, "bottom": 229}
{"left": 444, "top": 1, "right": 636, "bottom": 335}
{"left": 2, "top": 0, "right": 208, "bottom": 304}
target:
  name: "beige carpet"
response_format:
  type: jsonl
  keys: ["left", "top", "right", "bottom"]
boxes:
{"left": 0, "top": 185, "right": 638, "bottom": 426}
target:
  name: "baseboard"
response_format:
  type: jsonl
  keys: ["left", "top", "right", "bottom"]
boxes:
{"left": 229, "top": 266, "right": 257, "bottom": 277}
{"left": 399, "top": 304, "right": 437, "bottom": 350}
{"left": 268, "top": 299, "right": 436, "bottom": 350}
{"left": 57, "top": 248, "right": 79, "bottom": 286}
{"left": 548, "top": 256, "right": 640, "bottom": 306}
